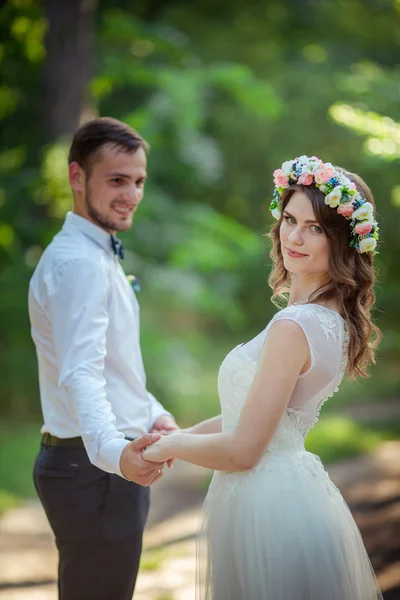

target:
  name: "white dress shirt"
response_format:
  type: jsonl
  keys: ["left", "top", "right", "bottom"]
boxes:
{"left": 28, "top": 211, "right": 171, "bottom": 477}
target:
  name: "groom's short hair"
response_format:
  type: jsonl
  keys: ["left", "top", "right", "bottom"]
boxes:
{"left": 68, "top": 117, "right": 149, "bottom": 175}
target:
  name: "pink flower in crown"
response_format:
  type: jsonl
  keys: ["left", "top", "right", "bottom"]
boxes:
{"left": 297, "top": 172, "right": 314, "bottom": 186}
{"left": 354, "top": 221, "right": 373, "bottom": 236}
{"left": 273, "top": 169, "right": 289, "bottom": 189}
{"left": 337, "top": 204, "right": 355, "bottom": 217}
{"left": 348, "top": 182, "right": 357, "bottom": 192}
{"left": 314, "top": 163, "right": 336, "bottom": 184}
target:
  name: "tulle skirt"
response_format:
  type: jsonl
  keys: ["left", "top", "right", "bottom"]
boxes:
{"left": 196, "top": 449, "right": 383, "bottom": 600}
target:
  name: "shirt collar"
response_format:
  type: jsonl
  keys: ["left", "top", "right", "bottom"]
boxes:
{"left": 64, "top": 211, "right": 115, "bottom": 256}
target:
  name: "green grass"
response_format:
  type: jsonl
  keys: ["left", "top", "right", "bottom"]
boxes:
{"left": 0, "top": 489, "right": 21, "bottom": 515}
{"left": 0, "top": 421, "right": 41, "bottom": 512}
{"left": 140, "top": 548, "right": 167, "bottom": 572}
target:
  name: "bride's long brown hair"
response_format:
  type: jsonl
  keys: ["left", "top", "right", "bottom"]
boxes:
{"left": 268, "top": 168, "right": 381, "bottom": 379}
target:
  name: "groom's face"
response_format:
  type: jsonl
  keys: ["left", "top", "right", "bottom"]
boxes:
{"left": 71, "top": 143, "right": 147, "bottom": 233}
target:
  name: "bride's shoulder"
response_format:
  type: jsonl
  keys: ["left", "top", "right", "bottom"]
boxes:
{"left": 270, "top": 303, "right": 309, "bottom": 322}
{"left": 273, "top": 303, "right": 341, "bottom": 319}
{"left": 266, "top": 305, "right": 310, "bottom": 336}
{"left": 270, "top": 303, "right": 344, "bottom": 341}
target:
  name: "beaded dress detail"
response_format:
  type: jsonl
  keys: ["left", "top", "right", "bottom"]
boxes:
{"left": 197, "top": 304, "right": 383, "bottom": 600}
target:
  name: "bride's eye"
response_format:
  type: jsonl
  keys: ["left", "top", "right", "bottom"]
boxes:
{"left": 284, "top": 216, "right": 296, "bottom": 225}
{"left": 311, "top": 225, "right": 322, "bottom": 233}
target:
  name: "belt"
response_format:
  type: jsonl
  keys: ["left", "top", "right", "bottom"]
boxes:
{"left": 42, "top": 433, "right": 85, "bottom": 448}
{"left": 41, "top": 433, "right": 135, "bottom": 448}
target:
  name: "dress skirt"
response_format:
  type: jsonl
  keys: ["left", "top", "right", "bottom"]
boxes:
{"left": 196, "top": 449, "right": 383, "bottom": 600}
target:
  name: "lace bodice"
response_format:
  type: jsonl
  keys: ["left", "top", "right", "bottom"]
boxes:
{"left": 203, "top": 303, "right": 382, "bottom": 600}
{"left": 218, "top": 304, "right": 349, "bottom": 444}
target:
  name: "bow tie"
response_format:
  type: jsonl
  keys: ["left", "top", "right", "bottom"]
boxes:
{"left": 110, "top": 235, "right": 125, "bottom": 260}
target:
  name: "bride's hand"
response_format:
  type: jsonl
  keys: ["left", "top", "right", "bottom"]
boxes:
{"left": 143, "top": 436, "right": 173, "bottom": 463}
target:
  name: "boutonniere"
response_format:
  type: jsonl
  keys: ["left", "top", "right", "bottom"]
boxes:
{"left": 127, "top": 274, "right": 141, "bottom": 292}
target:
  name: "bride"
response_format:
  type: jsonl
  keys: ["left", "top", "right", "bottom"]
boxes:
{"left": 144, "top": 155, "right": 383, "bottom": 599}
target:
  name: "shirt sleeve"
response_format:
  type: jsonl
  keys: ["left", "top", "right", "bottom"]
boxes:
{"left": 147, "top": 391, "right": 174, "bottom": 427}
{"left": 45, "top": 258, "right": 129, "bottom": 476}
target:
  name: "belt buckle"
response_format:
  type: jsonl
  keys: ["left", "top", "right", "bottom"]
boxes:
{"left": 42, "top": 432, "right": 52, "bottom": 446}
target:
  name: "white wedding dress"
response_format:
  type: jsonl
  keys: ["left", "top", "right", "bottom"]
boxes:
{"left": 197, "top": 304, "right": 383, "bottom": 600}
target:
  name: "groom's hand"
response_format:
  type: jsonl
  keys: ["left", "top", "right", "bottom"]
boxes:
{"left": 120, "top": 433, "right": 166, "bottom": 486}
{"left": 150, "top": 415, "right": 179, "bottom": 435}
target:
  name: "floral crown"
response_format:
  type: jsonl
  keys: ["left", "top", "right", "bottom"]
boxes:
{"left": 269, "top": 155, "right": 379, "bottom": 255}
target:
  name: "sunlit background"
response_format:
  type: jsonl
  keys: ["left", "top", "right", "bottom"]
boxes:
{"left": 0, "top": 0, "right": 399, "bottom": 597}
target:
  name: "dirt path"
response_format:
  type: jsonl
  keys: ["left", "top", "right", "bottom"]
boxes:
{"left": 1, "top": 442, "right": 400, "bottom": 600}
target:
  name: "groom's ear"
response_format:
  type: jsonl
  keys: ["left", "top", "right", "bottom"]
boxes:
{"left": 69, "top": 161, "right": 86, "bottom": 193}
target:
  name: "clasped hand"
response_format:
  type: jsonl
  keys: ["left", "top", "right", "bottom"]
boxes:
{"left": 148, "top": 415, "right": 178, "bottom": 467}
{"left": 119, "top": 416, "right": 178, "bottom": 484}
{"left": 143, "top": 434, "right": 174, "bottom": 463}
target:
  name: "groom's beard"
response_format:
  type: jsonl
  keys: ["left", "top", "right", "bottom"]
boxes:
{"left": 85, "top": 188, "right": 131, "bottom": 232}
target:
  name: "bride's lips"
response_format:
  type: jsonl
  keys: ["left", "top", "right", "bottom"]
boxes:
{"left": 286, "top": 247, "right": 308, "bottom": 258}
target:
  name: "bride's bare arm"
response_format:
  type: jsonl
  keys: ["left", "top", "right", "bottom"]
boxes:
{"left": 144, "top": 320, "right": 310, "bottom": 471}
{"left": 183, "top": 415, "right": 222, "bottom": 435}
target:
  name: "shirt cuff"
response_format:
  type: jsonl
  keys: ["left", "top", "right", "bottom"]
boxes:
{"left": 101, "top": 437, "right": 130, "bottom": 478}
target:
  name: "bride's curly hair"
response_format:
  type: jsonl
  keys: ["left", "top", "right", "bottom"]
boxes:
{"left": 268, "top": 168, "right": 381, "bottom": 379}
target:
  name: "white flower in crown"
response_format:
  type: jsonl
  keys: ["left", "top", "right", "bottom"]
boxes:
{"left": 352, "top": 201, "right": 374, "bottom": 222}
{"left": 339, "top": 174, "right": 352, "bottom": 188}
{"left": 324, "top": 186, "right": 342, "bottom": 208}
{"left": 271, "top": 207, "right": 281, "bottom": 220}
{"left": 359, "top": 237, "right": 377, "bottom": 254}
{"left": 281, "top": 160, "right": 294, "bottom": 176}
{"left": 305, "top": 160, "right": 320, "bottom": 174}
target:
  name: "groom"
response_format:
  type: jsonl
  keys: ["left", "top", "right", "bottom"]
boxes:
{"left": 29, "top": 117, "right": 178, "bottom": 600}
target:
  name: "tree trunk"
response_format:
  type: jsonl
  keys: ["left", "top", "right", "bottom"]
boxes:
{"left": 42, "top": 0, "right": 97, "bottom": 141}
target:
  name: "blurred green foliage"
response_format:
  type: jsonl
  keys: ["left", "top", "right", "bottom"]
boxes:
{"left": 305, "top": 416, "right": 400, "bottom": 464}
{"left": 0, "top": 0, "right": 399, "bottom": 428}
{"left": 0, "top": 421, "right": 39, "bottom": 508}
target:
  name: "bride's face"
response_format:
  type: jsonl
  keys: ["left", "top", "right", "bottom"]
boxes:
{"left": 279, "top": 191, "right": 330, "bottom": 276}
